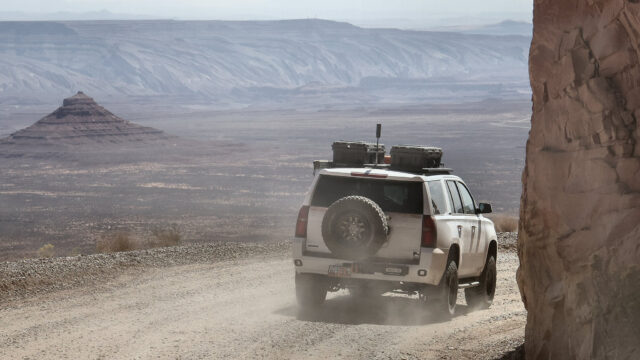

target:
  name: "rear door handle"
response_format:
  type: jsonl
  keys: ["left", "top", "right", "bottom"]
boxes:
{"left": 471, "top": 226, "right": 477, "bottom": 251}
{"left": 457, "top": 225, "right": 462, "bottom": 238}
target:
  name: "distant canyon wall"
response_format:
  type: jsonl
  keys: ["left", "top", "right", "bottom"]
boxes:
{"left": 0, "top": 20, "right": 529, "bottom": 106}
{"left": 519, "top": 0, "right": 640, "bottom": 358}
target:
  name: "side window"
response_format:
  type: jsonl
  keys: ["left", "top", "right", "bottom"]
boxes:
{"left": 427, "top": 181, "right": 447, "bottom": 215}
{"left": 456, "top": 182, "right": 476, "bottom": 215}
{"left": 446, "top": 180, "right": 464, "bottom": 214}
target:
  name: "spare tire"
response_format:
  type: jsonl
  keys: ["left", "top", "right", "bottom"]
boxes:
{"left": 321, "top": 196, "right": 388, "bottom": 260}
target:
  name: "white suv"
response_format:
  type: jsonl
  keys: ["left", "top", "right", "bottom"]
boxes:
{"left": 292, "top": 143, "right": 497, "bottom": 316}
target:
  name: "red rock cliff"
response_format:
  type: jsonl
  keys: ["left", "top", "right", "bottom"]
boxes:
{"left": 519, "top": 0, "right": 640, "bottom": 358}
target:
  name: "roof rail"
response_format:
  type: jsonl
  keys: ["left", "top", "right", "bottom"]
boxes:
{"left": 313, "top": 160, "right": 453, "bottom": 176}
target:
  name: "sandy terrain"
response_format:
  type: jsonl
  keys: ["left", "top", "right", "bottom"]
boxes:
{"left": 0, "top": 235, "right": 525, "bottom": 359}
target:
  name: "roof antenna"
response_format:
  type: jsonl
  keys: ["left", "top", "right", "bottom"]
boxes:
{"left": 375, "top": 123, "right": 381, "bottom": 165}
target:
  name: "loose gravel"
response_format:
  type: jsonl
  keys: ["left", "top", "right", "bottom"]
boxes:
{"left": 1, "top": 233, "right": 523, "bottom": 359}
{"left": 1, "top": 233, "right": 518, "bottom": 304}
{"left": 0, "top": 241, "right": 290, "bottom": 303}
{"left": 497, "top": 232, "right": 518, "bottom": 252}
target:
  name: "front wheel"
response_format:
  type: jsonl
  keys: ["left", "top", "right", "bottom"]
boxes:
{"left": 295, "top": 273, "right": 328, "bottom": 309}
{"left": 465, "top": 255, "right": 496, "bottom": 309}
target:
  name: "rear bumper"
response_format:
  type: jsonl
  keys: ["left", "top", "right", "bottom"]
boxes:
{"left": 292, "top": 237, "right": 448, "bottom": 286}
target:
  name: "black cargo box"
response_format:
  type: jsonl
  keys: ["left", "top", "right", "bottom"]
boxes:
{"left": 390, "top": 145, "right": 443, "bottom": 171}
{"left": 332, "top": 141, "right": 385, "bottom": 166}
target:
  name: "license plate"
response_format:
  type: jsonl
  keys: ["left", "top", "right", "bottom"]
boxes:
{"left": 328, "top": 264, "right": 352, "bottom": 278}
{"left": 384, "top": 267, "right": 403, "bottom": 275}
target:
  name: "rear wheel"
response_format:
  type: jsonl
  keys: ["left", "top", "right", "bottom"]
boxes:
{"left": 295, "top": 273, "right": 328, "bottom": 309}
{"left": 433, "top": 260, "right": 459, "bottom": 317}
{"left": 465, "top": 255, "right": 496, "bottom": 309}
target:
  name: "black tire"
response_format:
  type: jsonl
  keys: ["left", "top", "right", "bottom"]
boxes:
{"left": 295, "top": 273, "right": 328, "bottom": 309}
{"left": 321, "top": 196, "right": 388, "bottom": 260}
{"left": 465, "top": 255, "right": 496, "bottom": 309}
{"left": 433, "top": 260, "right": 459, "bottom": 317}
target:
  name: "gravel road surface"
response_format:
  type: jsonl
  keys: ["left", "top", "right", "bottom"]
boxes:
{"left": 0, "top": 233, "right": 524, "bottom": 359}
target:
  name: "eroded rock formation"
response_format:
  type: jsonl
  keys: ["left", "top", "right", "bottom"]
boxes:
{"left": 519, "top": 0, "right": 640, "bottom": 358}
{"left": 3, "top": 92, "right": 168, "bottom": 145}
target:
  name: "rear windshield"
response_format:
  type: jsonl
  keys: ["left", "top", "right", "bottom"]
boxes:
{"left": 311, "top": 175, "right": 424, "bottom": 214}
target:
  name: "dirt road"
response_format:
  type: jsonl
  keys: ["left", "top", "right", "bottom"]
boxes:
{"left": 0, "top": 248, "right": 525, "bottom": 359}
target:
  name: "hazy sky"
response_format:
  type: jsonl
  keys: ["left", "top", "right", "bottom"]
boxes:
{"left": 0, "top": 0, "right": 533, "bottom": 25}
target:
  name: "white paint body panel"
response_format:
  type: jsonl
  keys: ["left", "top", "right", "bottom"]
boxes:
{"left": 293, "top": 168, "right": 497, "bottom": 286}
{"left": 306, "top": 207, "right": 422, "bottom": 261}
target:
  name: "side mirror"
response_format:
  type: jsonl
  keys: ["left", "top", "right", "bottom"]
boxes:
{"left": 477, "top": 203, "right": 492, "bottom": 214}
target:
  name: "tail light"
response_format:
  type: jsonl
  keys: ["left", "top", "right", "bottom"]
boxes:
{"left": 295, "top": 206, "right": 310, "bottom": 238}
{"left": 421, "top": 215, "right": 437, "bottom": 247}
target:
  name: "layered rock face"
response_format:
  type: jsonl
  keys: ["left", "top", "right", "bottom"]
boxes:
{"left": 519, "top": 0, "right": 640, "bottom": 358}
{"left": 0, "top": 20, "right": 530, "bottom": 106}
{"left": 4, "top": 92, "right": 168, "bottom": 146}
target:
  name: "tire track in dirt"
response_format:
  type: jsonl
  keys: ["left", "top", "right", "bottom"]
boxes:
{"left": 0, "top": 250, "right": 525, "bottom": 359}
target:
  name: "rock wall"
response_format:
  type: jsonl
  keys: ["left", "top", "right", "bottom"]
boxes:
{"left": 519, "top": 0, "right": 640, "bottom": 358}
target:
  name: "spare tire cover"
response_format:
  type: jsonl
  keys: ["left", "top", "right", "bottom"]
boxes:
{"left": 321, "top": 196, "right": 388, "bottom": 260}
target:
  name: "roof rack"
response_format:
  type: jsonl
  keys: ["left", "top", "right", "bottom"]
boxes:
{"left": 314, "top": 141, "right": 453, "bottom": 176}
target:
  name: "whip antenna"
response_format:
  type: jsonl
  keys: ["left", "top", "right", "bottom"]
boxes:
{"left": 375, "top": 123, "right": 382, "bottom": 165}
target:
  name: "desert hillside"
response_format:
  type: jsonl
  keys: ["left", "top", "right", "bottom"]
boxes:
{"left": 0, "top": 19, "right": 530, "bottom": 106}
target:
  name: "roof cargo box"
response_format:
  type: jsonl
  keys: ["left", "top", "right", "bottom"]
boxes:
{"left": 332, "top": 141, "right": 385, "bottom": 166}
{"left": 390, "top": 145, "right": 443, "bottom": 171}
